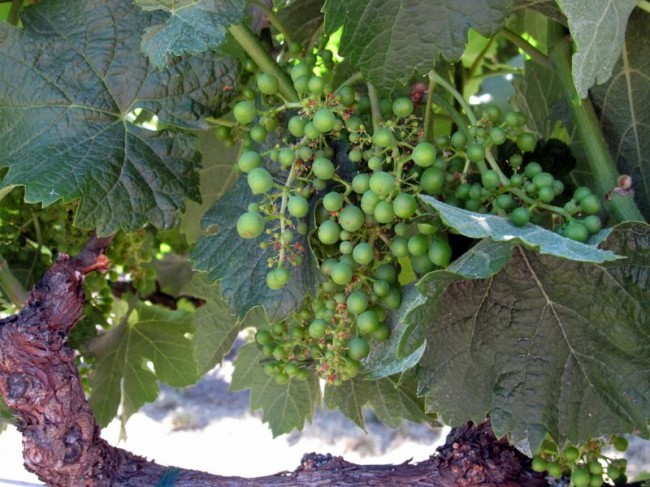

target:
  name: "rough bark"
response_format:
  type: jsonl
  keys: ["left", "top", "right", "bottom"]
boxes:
{"left": 0, "top": 237, "right": 586, "bottom": 485}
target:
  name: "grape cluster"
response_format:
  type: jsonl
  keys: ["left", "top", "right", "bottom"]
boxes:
{"left": 531, "top": 436, "right": 629, "bottom": 486}
{"left": 220, "top": 37, "right": 606, "bottom": 384}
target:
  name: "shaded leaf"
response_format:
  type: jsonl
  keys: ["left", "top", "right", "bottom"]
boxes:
{"left": 0, "top": 0, "right": 239, "bottom": 235}
{"left": 555, "top": 0, "right": 636, "bottom": 98}
{"left": 136, "top": 0, "right": 245, "bottom": 67}
{"left": 512, "top": 0, "right": 565, "bottom": 23}
{"left": 324, "top": 372, "right": 428, "bottom": 430}
{"left": 278, "top": 0, "right": 324, "bottom": 47}
{"left": 191, "top": 176, "right": 321, "bottom": 321}
{"left": 591, "top": 10, "right": 650, "bottom": 221}
{"left": 323, "top": 0, "right": 511, "bottom": 92}
{"left": 417, "top": 223, "right": 650, "bottom": 455}
{"left": 230, "top": 343, "right": 320, "bottom": 436}
{"left": 420, "top": 195, "right": 619, "bottom": 263}
{"left": 88, "top": 302, "right": 199, "bottom": 428}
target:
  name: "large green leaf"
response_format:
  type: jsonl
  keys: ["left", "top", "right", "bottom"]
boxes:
{"left": 555, "top": 0, "right": 636, "bottom": 99}
{"left": 230, "top": 343, "right": 320, "bottom": 436}
{"left": 88, "top": 302, "right": 199, "bottom": 428}
{"left": 324, "top": 372, "right": 428, "bottom": 430}
{"left": 136, "top": 0, "right": 245, "bottom": 67}
{"left": 277, "top": 0, "right": 324, "bottom": 47}
{"left": 591, "top": 10, "right": 650, "bottom": 221}
{"left": 420, "top": 196, "right": 619, "bottom": 263}
{"left": 0, "top": 0, "right": 238, "bottom": 235}
{"left": 417, "top": 223, "right": 650, "bottom": 455}
{"left": 322, "top": 0, "right": 512, "bottom": 92}
{"left": 191, "top": 176, "right": 321, "bottom": 321}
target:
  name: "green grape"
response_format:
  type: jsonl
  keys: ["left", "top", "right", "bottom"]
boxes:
{"left": 589, "top": 461, "right": 604, "bottom": 475}
{"left": 233, "top": 101, "right": 256, "bottom": 125}
{"left": 291, "top": 63, "right": 311, "bottom": 81}
{"left": 390, "top": 236, "right": 409, "bottom": 258}
{"left": 323, "top": 191, "right": 344, "bottom": 211}
{"left": 372, "top": 324, "right": 390, "bottom": 341}
{"left": 372, "top": 279, "right": 390, "bottom": 298}
{"left": 339, "top": 205, "right": 365, "bottom": 232}
{"left": 352, "top": 242, "right": 374, "bottom": 265}
{"left": 357, "top": 309, "right": 380, "bottom": 334}
{"left": 288, "top": 41, "right": 302, "bottom": 55}
{"left": 337, "top": 85, "right": 356, "bottom": 106}
{"left": 373, "top": 127, "right": 396, "bottom": 148}
{"left": 313, "top": 108, "right": 336, "bottom": 132}
{"left": 294, "top": 75, "right": 310, "bottom": 94}
{"left": 367, "top": 156, "right": 382, "bottom": 171}
{"left": 278, "top": 148, "right": 296, "bottom": 168}
{"left": 562, "top": 446, "right": 580, "bottom": 463}
{"left": 510, "top": 207, "right": 530, "bottom": 226}
{"left": 308, "top": 75, "right": 326, "bottom": 96}
{"left": 288, "top": 116, "right": 307, "bottom": 137}
{"left": 517, "top": 132, "right": 537, "bottom": 152}
{"left": 589, "top": 475, "right": 603, "bottom": 487}
{"left": 352, "top": 173, "right": 370, "bottom": 194}
{"left": 411, "top": 142, "right": 436, "bottom": 167}
{"left": 392, "top": 97, "right": 413, "bottom": 117}
{"left": 419, "top": 167, "right": 445, "bottom": 195}
{"left": 579, "top": 194, "right": 601, "bottom": 215}
{"left": 369, "top": 171, "right": 395, "bottom": 198}
{"left": 393, "top": 222, "right": 408, "bottom": 236}
{"left": 495, "top": 193, "right": 515, "bottom": 210}
{"left": 392, "top": 193, "right": 417, "bottom": 219}
{"left": 275, "top": 372, "right": 289, "bottom": 385}
{"left": 249, "top": 125, "right": 267, "bottom": 143}
{"left": 318, "top": 220, "right": 341, "bottom": 245}
{"left": 379, "top": 98, "right": 392, "bottom": 119}
{"left": 339, "top": 241, "right": 353, "bottom": 254}
{"left": 361, "top": 190, "right": 380, "bottom": 214}
{"left": 247, "top": 167, "right": 273, "bottom": 194}
{"left": 347, "top": 291, "right": 369, "bottom": 315}
{"left": 288, "top": 195, "right": 309, "bottom": 218}
{"left": 373, "top": 201, "right": 395, "bottom": 224}
{"left": 357, "top": 95, "right": 371, "bottom": 114}
{"left": 547, "top": 461, "right": 562, "bottom": 478}
{"left": 237, "top": 212, "right": 265, "bottom": 239}
{"left": 481, "top": 170, "right": 501, "bottom": 190}
{"left": 408, "top": 234, "right": 429, "bottom": 256}
{"left": 483, "top": 105, "right": 502, "bottom": 123}
{"left": 571, "top": 468, "right": 591, "bottom": 487}
{"left": 524, "top": 162, "right": 543, "bottom": 178}
{"left": 409, "top": 253, "right": 433, "bottom": 275}
{"left": 214, "top": 125, "right": 232, "bottom": 141}
{"left": 428, "top": 239, "right": 452, "bottom": 267}
{"left": 450, "top": 131, "right": 468, "bottom": 149}
{"left": 266, "top": 269, "right": 286, "bottom": 290}
{"left": 255, "top": 329, "right": 273, "bottom": 346}
{"left": 348, "top": 149, "right": 363, "bottom": 163}
{"left": 612, "top": 436, "right": 628, "bottom": 452}
{"left": 257, "top": 73, "right": 279, "bottom": 95}
{"left": 466, "top": 142, "right": 485, "bottom": 162}
{"left": 284, "top": 362, "right": 300, "bottom": 377}
{"left": 309, "top": 319, "right": 327, "bottom": 338}
{"left": 489, "top": 127, "right": 507, "bottom": 145}
{"left": 573, "top": 186, "right": 592, "bottom": 203}
{"left": 537, "top": 185, "right": 556, "bottom": 203}
{"left": 504, "top": 111, "right": 527, "bottom": 127}
{"left": 274, "top": 266, "right": 290, "bottom": 284}
{"left": 532, "top": 172, "right": 554, "bottom": 189}
{"left": 373, "top": 264, "right": 397, "bottom": 284}
{"left": 563, "top": 221, "right": 589, "bottom": 242}
{"left": 531, "top": 455, "right": 547, "bottom": 473}
{"left": 379, "top": 286, "right": 401, "bottom": 309}
{"left": 347, "top": 337, "right": 370, "bottom": 361}
{"left": 312, "top": 157, "right": 335, "bottom": 180}
{"left": 331, "top": 262, "right": 353, "bottom": 285}
{"left": 237, "top": 151, "right": 262, "bottom": 173}
{"left": 304, "top": 122, "right": 321, "bottom": 139}
{"left": 509, "top": 154, "right": 523, "bottom": 169}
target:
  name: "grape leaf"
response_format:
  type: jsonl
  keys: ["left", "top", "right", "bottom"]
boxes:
{"left": 417, "top": 223, "right": 650, "bottom": 455}
{"left": 277, "top": 0, "right": 324, "bottom": 47}
{"left": 136, "top": 0, "right": 245, "bottom": 67}
{"left": 183, "top": 273, "right": 243, "bottom": 375}
{"left": 555, "top": 0, "right": 636, "bottom": 99}
{"left": 230, "top": 343, "right": 320, "bottom": 436}
{"left": 322, "top": 0, "right": 511, "bottom": 92}
{"left": 87, "top": 302, "right": 199, "bottom": 429}
{"left": 512, "top": 0, "right": 565, "bottom": 22}
{"left": 192, "top": 176, "right": 321, "bottom": 322}
{"left": 420, "top": 196, "right": 619, "bottom": 263}
{"left": 324, "top": 372, "right": 428, "bottom": 430}
{"left": 591, "top": 10, "right": 650, "bottom": 221}
{"left": 0, "top": 0, "right": 238, "bottom": 235}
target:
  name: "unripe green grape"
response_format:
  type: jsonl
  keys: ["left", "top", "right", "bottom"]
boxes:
{"left": 288, "top": 195, "right": 309, "bottom": 218}
{"left": 247, "top": 167, "right": 273, "bottom": 194}
{"left": 589, "top": 461, "right": 603, "bottom": 475}
{"left": 214, "top": 125, "right": 232, "bottom": 142}
{"left": 313, "top": 108, "right": 336, "bottom": 132}
{"left": 483, "top": 105, "right": 502, "bottom": 123}
{"left": 307, "top": 75, "right": 325, "bottom": 96}
{"left": 373, "top": 264, "right": 397, "bottom": 284}
{"left": 331, "top": 262, "right": 353, "bottom": 285}
{"left": 249, "top": 125, "right": 267, "bottom": 143}
{"left": 579, "top": 194, "right": 601, "bottom": 215}
{"left": 337, "top": 85, "right": 356, "bottom": 106}
{"left": 352, "top": 173, "right": 370, "bottom": 194}
{"left": 294, "top": 75, "right": 310, "bottom": 94}
{"left": 390, "top": 236, "right": 409, "bottom": 257}
{"left": 261, "top": 114, "right": 279, "bottom": 132}
{"left": 372, "top": 279, "right": 390, "bottom": 298}
{"left": 573, "top": 186, "right": 592, "bottom": 203}
{"left": 291, "top": 62, "right": 310, "bottom": 80}
{"left": 481, "top": 170, "right": 501, "bottom": 190}
{"left": 308, "top": 319, "right": 327, "bottom": 339}
{"left": 510, "top": 207, "right": 530, "bottom": 226}
{"left": 524, "top": 162, "right": 543, "bottom": 178}
{"left": 361, "top": 190, "right": 380, "bottom": 214}
{"left": 357, "top": 95, "right": 371, "bottom": 114}
{"left": 312, "top": 157, "right": 335, "bottom": 180}
{"left": 547, "top": 462, "right": 562, "bottom": 478}
{"left": 410, "top": 253, "right": 435, "bottom": 275}
{"left": 255, "top": 329, "right": 273, "bottom": 346}
{"left": 420, "top": 167, "right": 445, "bottom": 195}
{"left": 366, "top": 156, "right": 382, "bottom": 171}
{"left": 410, "top": 142, "right": 437, "bottom": 168}
{"left": 451, "top": 131, "right": 468, "bottom": 149}
{"left": 323, "top": 191, "right": 344, "bottom": 211}
{"left": 571, "top": 468, "right": 590, "bottom": 487}
{"left": 348, "top": 149, "right": 362, "bottom": 163}
{"left": 495, "top": 193, "right": 515, "bottom": 210}
{"left": 347, "top": 337, "right": 370, "bottom": 361}
{"left": 379, "top": 286, "right": 401, "bottom": 309}
{"left": 237, "top": 151, "right": 262, "bottom": 173}
{"left": 347, "top": 291, "right": 369, "bottom": 315}
{"left": 489, "top": 127, "right": 507, "bottom": 145}
{"left": 275, "top": 372, "right": 289, "bottom": 385}
{"left": 379, "top": 98, "right": 392, "bottom": 119}
{"left": 428, "top": 239, "right": 452, "bottom": 267}
{"left": 392, "top": 193, "right": 417, "bottom": 219}
{"left": 256, "top": 73, "right": 279, "bottom": 95}
{"left": 304, "top": 122, "right": 321, "bottom": 140}
{"left": 373, "top": 127, "right": 396, "bottom": 148}
{"left": 278, "top": 148, "right": 296, "bottom": 168}
{"left": 318, "top": 220, "right": 340, "bottom": 245}
{"left": 339, "top": 204, "right": 365, "bottom": 232}
{"left": 369, "top": 171, "right": 395, "bottom": 198}
{"left": 504, "top": 111, "right": 527, "bottom": 127}
{"left": 552, "top": 179, "right": 564, "bottom": 196}
{"left": 509, "top": 153, "right": 523, "bottom": 169}
{"left": 510, "top": 173, "right": 524, "bottom": 187}
{"left": 281, "top": 229, "right": 294, "bottom": 244}
{"left": 563, "top": 221, "right": 589, "bottom": 242}
{"left": 371, "top": 200, "right": 393, "bottom": 224}
{"left": 408, "top": 234, "right": 429, "bottom": 256}
{"left": 352, "top": 242, "right": 373, "bottom": 265}
{"left": 589, "top": 474, "right": 603, "bottom": 487}
{"left": 455, "top": 183, "right": 471, "bottom": 200}
{"left": 537, "top": 185, "right": 556, "bottom": 203}
{"left": 392, "top": 97, "right": 413, "bottom": 117}
{"left": 265, "top": 269, "right": 285, "bottom": 290}
{"left": 340, "top": 230, "right": 350, "bottom": 241}
{"left": 313, "top": 178, "right": 326, "bottom": 191}
{"left": 288, "top": 116, "right": 307, "bottom": 137}
{"left": 612, "top": 436, "right": 628, "bottom": 452}
{"left": 532, "top": 172, "right": 554, "bottom": 189}
{"left": 562, "top": 446, "right": 580, "bottom": 463}
{"left": 339, "top": 240, "right": 353, "bottom": 254}
{"left": 233, "top": 101, "right": 256, "bottom": 125}
{"left": 466, "top": 142, "right": 485, "bottom": 162}
{"left": 531, "top": 455, "right": 547, "bottom": 473}
{"left": 357, "top": 309, "right": 380, "bottom": 334}
{"left": 517, "top": 132, "right": 537, "bottom": 152}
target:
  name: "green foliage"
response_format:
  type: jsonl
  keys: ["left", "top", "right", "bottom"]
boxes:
{"left": 136, "top": 0, "right": 245, "bottom": 67}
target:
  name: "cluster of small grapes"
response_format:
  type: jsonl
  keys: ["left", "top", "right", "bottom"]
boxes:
{"left": 221, "top": 39, "right": 605, "bottom": 384}
{"left": 532, "top": 436, "right": 629, "bottom": 486}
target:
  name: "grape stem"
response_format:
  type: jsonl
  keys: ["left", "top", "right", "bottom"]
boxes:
{"left": 468, "top": 36, "right": 496, "bottom": 80}
{"left": 428, "top": 70, "right": 477, "bottom": 127}
{"left": 546, "top": 23, "right": 646, "bottom": 223}
{"left": 205, "top": 117, "right": 237, "bottom": 128}
{"left": 422, "top": 75, "right": 436, "bottom": 143}
{"left": 250, "top": 0, "right": 293, "bottom": 45}
{"left": 367, "top": 83, "right": 383, "bottom": 133}
{"left": 637, "top": 0, "right": 650, "bottom": 14}
{"left": 7, "top": 0, "right": 22, "bottom": 26}
{"left": 0, "top": 252, "right": 29, "bottom": 307}
{"left": 229, "top": 23, "right": 299, "bottom": 103}
{"left": 499, "top": 27, "right": 551, "bottom": 68}
{"left": 484, "top": 150, "right": 510, "bottom": 186}
{"left": 278, "top": 162, "right": 298, "bottom": 266}
{"left": 431, "top": 94, "right": 470, "bottom": 136}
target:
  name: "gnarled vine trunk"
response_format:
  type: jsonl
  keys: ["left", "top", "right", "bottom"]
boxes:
{"left": 0, "top": 237, "right": 552, "bottom": 486}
